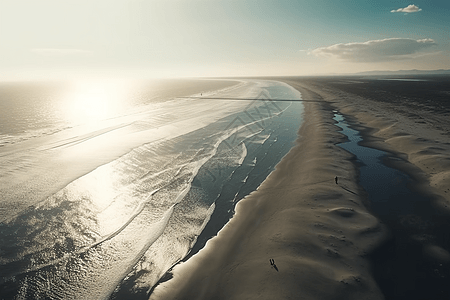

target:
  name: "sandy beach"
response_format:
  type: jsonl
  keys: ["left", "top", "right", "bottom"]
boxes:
{"left": 150, "top": 76, "right": 450, "bottom": 299}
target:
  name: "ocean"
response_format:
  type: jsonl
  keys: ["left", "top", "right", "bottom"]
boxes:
{"left": 0, "top": 78, "right": 304, "bottom": 299}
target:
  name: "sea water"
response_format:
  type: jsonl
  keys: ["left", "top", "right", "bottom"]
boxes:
{"left": 0, "top": 79, "right": 304, "bottom": 299}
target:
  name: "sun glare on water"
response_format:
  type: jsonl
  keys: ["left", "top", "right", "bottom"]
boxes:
{"left": 62, "top": 80, "right": 131, "bottom": 126}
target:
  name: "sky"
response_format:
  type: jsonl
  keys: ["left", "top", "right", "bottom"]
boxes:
{"left": 1, "top": 0, "right": 449, "bottom": 80}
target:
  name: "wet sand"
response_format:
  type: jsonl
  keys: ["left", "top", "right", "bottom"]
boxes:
{"left": 150, "top": 76, "right": 450, "bottom": 299}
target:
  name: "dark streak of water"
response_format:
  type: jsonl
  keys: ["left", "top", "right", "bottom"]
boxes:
{"left": 334, "top": 112, "right": 450, "bottom": 300}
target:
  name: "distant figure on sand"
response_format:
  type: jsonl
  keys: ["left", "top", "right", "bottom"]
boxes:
{"left": 269, "top": 258, "right": 279, "bottom": 271}
{"left": 335, "top": 176, "right": 338, "bottom": 184}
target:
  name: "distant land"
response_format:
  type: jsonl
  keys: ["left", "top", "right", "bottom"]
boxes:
{"left": 353, "top": 69, "right": 450, "bottom": 76}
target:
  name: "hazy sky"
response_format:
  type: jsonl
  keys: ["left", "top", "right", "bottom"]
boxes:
{"left": 1, "top": 0, "right": 449, "bottom": 79}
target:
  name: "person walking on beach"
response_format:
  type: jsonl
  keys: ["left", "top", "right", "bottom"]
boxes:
{"left": 269, "top": 258, "right": 279, "bottom": 271}
{"left": 335, "top": 176, "right": 338, "bottom": 184}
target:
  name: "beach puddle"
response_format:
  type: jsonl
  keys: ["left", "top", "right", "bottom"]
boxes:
{"left": 333, "top": 112, "right": 450, "bottom": 300}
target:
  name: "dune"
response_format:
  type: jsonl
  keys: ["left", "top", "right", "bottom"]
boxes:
{"left": 150, "top": 81, "right": 389, "bottom": 300}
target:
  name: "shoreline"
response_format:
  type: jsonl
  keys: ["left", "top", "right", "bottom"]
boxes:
{"left": 150, "top": 81, "right": 388, "bottom": 299}
{"left": 150, "top": 76, "right": 450, "bottom": 299}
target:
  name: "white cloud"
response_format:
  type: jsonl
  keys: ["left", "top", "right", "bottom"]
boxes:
{"left": 31, "top": 48, "right": 92, "bottom": 56}
{"left": 391, "top": 4, "right": 422, "bottom": 13}
{"left": 309, "top": 38, "right": 437, "bottom": 62}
